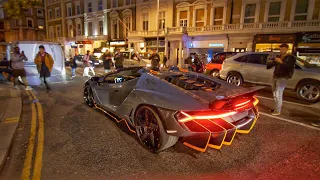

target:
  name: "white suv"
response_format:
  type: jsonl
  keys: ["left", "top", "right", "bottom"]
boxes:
{"left": 219, "top": 52, "right": 320, "bottom": 103}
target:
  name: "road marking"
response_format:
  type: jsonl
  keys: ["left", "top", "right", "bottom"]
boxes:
{"left": 21, "top": 95, "right": 37, "bottom": 180}
{"left": 260, "top": 112, "right": 320, "bottom": 131}
{"left": 256, "top": 95, "right": 320, "bottom": 109}
{"left": 32, "top": 101, "right": 45, "bottom": 180}
{"left": 4, "top": 118, "right": 19, "bottom": 123}
{"left": 30, "top": 90, "right": 37, "bottom": 100}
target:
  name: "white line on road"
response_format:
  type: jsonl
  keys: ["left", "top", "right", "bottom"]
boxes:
{"left": 256, "top": 95, "right": 320, "bottom": 109}
{"left": 260, "top": 112, "right": 320, "bottom": 131}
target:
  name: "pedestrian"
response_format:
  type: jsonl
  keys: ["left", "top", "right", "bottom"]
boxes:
{"left": 71, "top": 51, "right": 80, "bottom": 78}
{"left": 114, "top": 49, "right": 124, "bottom": 69}
{"left": 34, "top": 45, "right": 54, "bottom": 92}
{"left": 10, "top": 46, "right": 32, "bottom": 90}
{"left": 83, "top": 50, "right": 95, "bottom": 77}
{"left": 149, "top": 49, "right": 160, "bottom": 71}
{"left": 101, "top": 49, "right": 113, "bottom": 73}
{"left": 163, "top": 55, "right": 168, "bottom": 68}
{"left": 267, "top": 43, "right": 296, "bottom": 116}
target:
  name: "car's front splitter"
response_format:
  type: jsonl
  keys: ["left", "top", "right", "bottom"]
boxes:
{"left": 182, "top": 107, "right": 259, "bottom": 152}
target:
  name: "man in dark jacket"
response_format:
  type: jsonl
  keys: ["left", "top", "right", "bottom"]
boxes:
{"left": 163, "top": 55, "right": 168, "bottom": 68}
{"left": 114, "top": 49, "right": 124, "bottom": 69}
{"left": 71, "top": 51, "right": 80, "bottom": 78}
{"left": 267, "top": 43, "right": 296, "bottom": 115}
{"left": 101, "top": 49, "right": 113, "bottom": 73}
{"left": 149, "top": 49, "right": 160, "bottom": 71}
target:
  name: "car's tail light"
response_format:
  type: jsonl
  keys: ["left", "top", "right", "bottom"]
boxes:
{"left": 175, "top": 111, "right": 237, "bottom": 123}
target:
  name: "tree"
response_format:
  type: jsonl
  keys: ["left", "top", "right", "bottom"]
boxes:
{"left": 3, "top": 0, "right": 41, "bottom": 40}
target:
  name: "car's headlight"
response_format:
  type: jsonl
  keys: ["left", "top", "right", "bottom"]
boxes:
{"left": 146, "top": 64, "right": 151, "bottom": 67}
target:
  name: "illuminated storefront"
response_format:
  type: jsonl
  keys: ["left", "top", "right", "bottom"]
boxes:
{"left": 296, "top": 32, "right": 320, "bottom": 66}
{"left": 108, "top": 40, "right": 128, "bottom": 52}
{"left": 254, "top": 34, "right": 296, "bottom": 53}
{"left": 75, "top": 40, "right": 93, "bottom": 55}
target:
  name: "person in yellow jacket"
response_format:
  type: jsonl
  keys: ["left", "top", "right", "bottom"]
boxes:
{"left": 34, "top": 45, "right": 54, "bottom": 92}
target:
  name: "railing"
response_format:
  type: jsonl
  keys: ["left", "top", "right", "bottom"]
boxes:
{"left": 87, "top": 35, "right": 108, "bottom": 40}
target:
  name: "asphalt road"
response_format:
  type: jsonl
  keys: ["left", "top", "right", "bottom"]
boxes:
{"left": 1, "top": 67, "right": 320, "bottom": 180}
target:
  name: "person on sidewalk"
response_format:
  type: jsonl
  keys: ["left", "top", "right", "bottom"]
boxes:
{"left": 163, "top": 55, "right": 168, "bottom": 68}
{"left": 101, "top": 49, "right": 113, "bottom": 73}
{"left": 114, "top": 49, "right": 124, "bottom": 70}
{"left": 71, "top": 51, "right": 80, "bottom": 78}
{"left": 34, "top": 45, "right": 54, "bottom": 92}
{"left": 11, "top": 46, "right": 32, "bottom": 90}
{"left": 83, "top": 50, "right": 95, "bottom": 77}
{"left": 267, "top": 43, "right": 296, "bottom": 116}
{"left": 149, "top": 49, "right": 160, "bottom": 71}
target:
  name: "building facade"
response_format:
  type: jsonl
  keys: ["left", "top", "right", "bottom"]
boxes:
{"left": 128, "top": 0, "right": 320, "bottom": 67}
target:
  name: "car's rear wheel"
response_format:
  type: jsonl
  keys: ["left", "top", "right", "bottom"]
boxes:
{"left": 297, "top": 81, "right": 320, "bottom": 103}
{"left": 227, "top": 72, "right": 243, "bottom": 86}
{"left": 210, "top": 70, "right": 220, "bottom": 78}
{"left": 84, "top": 85, "right": 95, "bottom": 107}
{"left": 134, "top": 105, "right": 178, "bottom": 153}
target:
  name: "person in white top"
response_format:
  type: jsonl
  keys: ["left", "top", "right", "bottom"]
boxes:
{"left": 82, "top": 50, "right": 95, "bottom": 77}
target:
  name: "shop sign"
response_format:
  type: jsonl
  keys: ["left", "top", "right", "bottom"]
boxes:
{"left": 255, "top": 34, "right": 295, "bottom": 43}
{"left": 110, "top": 41, "right": 126, "bottom": 46}
{"left": 75, "top": 40, "right": 92, "bottom": 44}
{"left": 209, "top": 43, "right": 224, "bottom": 47}
{"left": 297, "top": 32, "right": 320, "bottom": 43}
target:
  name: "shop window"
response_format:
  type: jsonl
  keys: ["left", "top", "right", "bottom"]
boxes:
{"left": 88, "top": 22, "right": 93, "bottom": 36}
{"left": 99, "top": 21, "right": 103, "bottom": 35}
{"left": 142, "top": 14, "right": 148, "bottom": 31}
{"left": 76, "top": 4, "right": 81, "bottom": 15}
{"left": 88, "top": 2, "right": 92, "bottom": 13}
{"left": 294, "top": 0, "right": 309, "bottom": 21}
{"left": 159, "top": 11, "right": 165, "bottom": 29}
{"left": 268, "top": 1, "right": 281, "bottom": 22}
{"left": 213, "top": 7, "right": 224, "bottom": 25}
{"left": 196, "top": 9, "right": 204, "bottom": 27}
{"left": 255, "top": 43, "right": 293, "bottom": 53}
{"left": 244, "top": 4, "right": 256, "bottom": 23}
{"left": 98, "top": 0, "right": 103, "bottom": 11}
{"left": 248, "top": 54, "right": 268, "bottom": 65}
{"left": 124, "top": 16, "right": 131, "bottom": 37}
{"left": 179, "top": 11, "right": 188, "bottom": 27}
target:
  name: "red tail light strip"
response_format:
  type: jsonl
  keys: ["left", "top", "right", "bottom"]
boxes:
{"left": 235, "top": 100, "right": 251, "bottom": 107}
{"left": 179, "top": 111, "right": 237, "bottom": 123}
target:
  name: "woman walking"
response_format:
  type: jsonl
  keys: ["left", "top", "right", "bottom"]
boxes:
{"left": 34, "top": 45, "right": 54, "bottom": 92}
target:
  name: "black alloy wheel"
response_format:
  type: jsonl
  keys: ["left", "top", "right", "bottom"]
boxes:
{"left": 84, "top": 85, "right": 95, "bottom": 107}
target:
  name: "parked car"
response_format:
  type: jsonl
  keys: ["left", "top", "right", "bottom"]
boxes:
{"left": 205, "top": 52, "right": 238, "bottom": 77}
{"left": 219, "top": 52, "right": 320, "bottom": 103}
{"left": 84, "top": 67, "right": 261, "bottom": 153}
{"left": 121, "top": 51, "right": 152, "bottom": 67}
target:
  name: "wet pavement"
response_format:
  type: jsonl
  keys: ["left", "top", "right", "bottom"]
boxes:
{"left": 0, "top": 67, "right": 319, "bottom": 180}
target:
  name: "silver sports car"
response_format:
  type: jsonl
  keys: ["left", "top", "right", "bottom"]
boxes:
{"left": 83, "top": 67, "right": 261, "bottom": 153}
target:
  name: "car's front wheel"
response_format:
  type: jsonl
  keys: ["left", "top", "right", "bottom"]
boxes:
{"left": 84, "top": 85, "right": 95, "bottom": 107}
{"left": 134, "top": 105, "right": 178, "bottom": 153}
{"left": 211, "top": 70, "right": 220, "bottom": 78}
{"left": 227, "top": 72, "right": 243, "bottom": 86}
{"left": 297, "top": 81, "right": 320, "bottom": 103}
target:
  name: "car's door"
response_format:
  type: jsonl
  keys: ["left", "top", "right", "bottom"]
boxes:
{"left": 233, "top": 55, "right": 254, "bottom": 82}
{"left": 246, "top": 54, "right": 272, "bottom": 85}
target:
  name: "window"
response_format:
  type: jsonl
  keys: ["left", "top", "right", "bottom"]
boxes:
{"left": 67, "top": 6, "right": 72, "bottom": 17}
{"left": 213, "top": 7, "right": 224, "bottom": 25}
{"left": 142, "top": 14, "right": 148, "bottom": 31}
{"left": 112, "top": 0, "right": 118, "bottom": 8}
{"left": 98, "top": 0, "right": 103, "bottom": 11}
{"left": 27, "top": 19, "right": 33, "bottom": 28}
{"left": 55, "top": 8, "right": 61, "bottom": 18}
{"left": 99, "top": 21, "right": 103, "bottom": 35}
{"left": 179, "top": 11, "right": 188, "bottom": 27}
{"left": 196, "top": 9, "right": 205, "bottom": 27}
{"left": 294, "top": 0, "right": 309, "bottom": 20}
{"left": 76, "top": 4, "right": 81, "bottom": 15}
{"left": 37, "top": 19, "right": 44, "bottom": 29}
{"left": 27, "top": 9, "right": 32, "bottom": 16}
{"left": 248, "top": 54, "right": 268, "bottom": 65}
{"left": 0, "top": 8, "right": 3, "bottom": 19}
{"left": 69, "top": 25, "right": 74, "bottom": 37}
{"left": 37, "top": 9, "right": 43, "bottom": 17}
{"left": 56, "top": 25, "right": 61, "bottom": 37}
{"left": 49, "top": 26, "right": 54, "bottom": 38}
{"left": 124, "top": 16, "right": 131, "bottom": 37}
{"left": 268, "top": 1, "right": 281, "bottom": 22}
{"left": 112, "top": 19, "right": 118, "bottom": 38}
{"left": 77, "top": 24, "right": 82, "bottom": 35}
{"left": 244, "top": 4, "right": 256, "bottom": 23}
{"left": 48, "top": 9, "right": 53, "bottom": 19}
{"left": 88, "top": 22, "right": 93, "bottom": 36}
{"left": 235, "top": 55, "right": 250, "bottom": 63}
{"left": 88, "top": 2, "right": 92, "bottom": 13}
{"left": 159, "top": 11, "right": 165, "bottom": 29}
{"left": 125, "top": 0, "right": 131, "bottom": 5}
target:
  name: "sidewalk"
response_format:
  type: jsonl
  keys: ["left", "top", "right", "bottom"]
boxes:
{"left": 0, "top": 83, "right": 22, "bottom": 170}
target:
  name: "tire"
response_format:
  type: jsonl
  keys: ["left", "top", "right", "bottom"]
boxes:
{"left": 84, "top": 85, "right": 95, "bottom": 107}
{"left": 134, "top": 105, "right": 178, "bottom": 153}
{"left": 210, "top": 70, "right": 220, "bottom": 78}
{"left": 296, "top": 81, "right": 320, "bottom": 103}
{"left": 227, "top": 72, "right": 244, "bottom": 86}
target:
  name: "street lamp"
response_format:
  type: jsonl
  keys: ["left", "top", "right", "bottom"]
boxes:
{"left": 156, "top": 0, "right": 159, "bottom": 52}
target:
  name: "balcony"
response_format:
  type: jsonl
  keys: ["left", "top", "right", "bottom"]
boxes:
{"left": 128, "top": 20, "right": 320, "bottom": 38}
{"left": 86, "top": 35, "right": 108, "bottom": 41}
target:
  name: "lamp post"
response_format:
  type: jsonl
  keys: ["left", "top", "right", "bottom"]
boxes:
{"left": 156, "top": 0, "right": 159, "bottom": 52}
